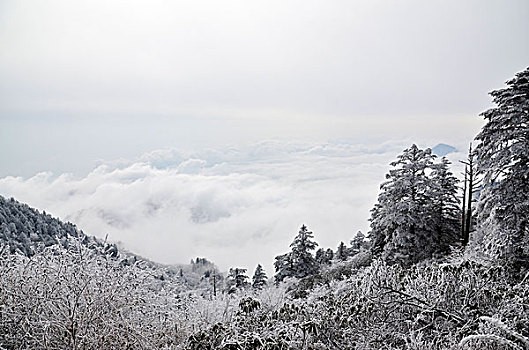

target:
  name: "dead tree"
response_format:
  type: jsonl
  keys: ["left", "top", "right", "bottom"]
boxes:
{"left": 460, "top": 144, "right": 481, "bottom": 246}
{"left": 461, "top": 165, "right": 468, "bottom": 244}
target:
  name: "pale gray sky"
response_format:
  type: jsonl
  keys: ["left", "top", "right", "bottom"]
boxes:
{"left": 1, "top": 0, "right": 528, "bottom": 177}
{"left": 0, "top": 1, "right": 528, "bottom": 270}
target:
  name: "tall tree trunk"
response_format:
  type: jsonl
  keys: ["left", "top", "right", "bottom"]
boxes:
{"left": 465, "top": 145, "right": 474, "bottom": 245}
{"left": 461, "top": 165, "right": 468, "bottom": 245}
{"left": 213, "top": 273, "right": 217, "bottom": 297}
{"left": 460, "top": 144, "right": 474, "bottom": 246}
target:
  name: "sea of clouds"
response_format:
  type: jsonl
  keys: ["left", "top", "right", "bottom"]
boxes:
{"left": 0, "top": 139, "right": 467, "bottom": 273}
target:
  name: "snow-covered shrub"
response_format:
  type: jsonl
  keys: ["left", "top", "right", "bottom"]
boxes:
{"left": 0, "top": 243, "right": 190, "bottom": 349}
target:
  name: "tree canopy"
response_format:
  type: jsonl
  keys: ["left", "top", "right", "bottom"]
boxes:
{"left": 474, "top": 67, "right": 529, "bottom": 271}
{"left": 369, "top": 145, "right": 460, "bottom": 265}
{"left": 251, "top": 264, "right": 268, "bottom": 289}
{"left": 274, "top": 224, "right": 319, "bottom": 282}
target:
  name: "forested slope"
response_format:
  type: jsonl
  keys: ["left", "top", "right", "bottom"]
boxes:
{"left": 0, "top": 195, "right": 108, "bottom": 256}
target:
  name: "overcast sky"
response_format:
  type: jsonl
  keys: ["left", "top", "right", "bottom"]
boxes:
{"left": 0, "top": 1, "right": 528, "bottom": 270}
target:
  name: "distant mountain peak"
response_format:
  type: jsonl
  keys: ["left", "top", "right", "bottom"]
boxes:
{"left": 432, "top": 143, "right": 457, "bottom": 157}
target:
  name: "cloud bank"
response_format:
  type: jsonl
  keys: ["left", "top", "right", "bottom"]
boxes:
{"left": 0, "top": 140, "right": 466, "bottom": 272}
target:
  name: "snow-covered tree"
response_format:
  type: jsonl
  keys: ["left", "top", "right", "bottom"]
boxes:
{"left": 289, "top": 224, "right": 319, "bottom": 278}
{"left": 325, "top": 248, "right": 334, "bottom": 262}
{"left": 430, "top": 157, "right": 461, "bottom": 252}
{"left": 315, "top": 247, "right": 333, "bottom": 266}
{"left": 335, "top": 241, "right": 348, "bottom": 261}
{"left": 0, "top": 195, "right": 100, "bottom": 257}
{"left": 274, "top": 225, "right": 319, "bottom": 282}
{"left": 251, "top": 264, "right": 268, "bottom": 289}
{"left": 226, "top": 267, "right": 249, "bottom": 293}
{"left": 350, "top": 230, "right": 368, "bottom": 255}
{"left": 474, "top": 67, "right": 529, "bottom": 271}
{"left": 203, "top": 268, "right": 222, "bottom": 297}
{"left": 273, "top": 252, "right": 294, "bottom": 283}
{"left": 369, "top": 145, "right": 460, "bottom": 265}
{"left": 0, "top": 242, "right": 189, "bottom": 349}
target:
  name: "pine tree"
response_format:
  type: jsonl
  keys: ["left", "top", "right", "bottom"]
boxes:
{"left": 226, "top": 267, "right": 249, "bottom": 293}
{"left": 350, "top": 231, "right": 367, "bottom": 255}
{"left": 274, "top": 224, "right": 319, "bottom": 282}
{"left": 273, "top": 252, "right": 293, "bottom": 283}
{"left": 335, "top": 241, "right": 348, "bottom": 261}
{"left": 252, "top": 264, "right": 268, "bottom": 289}
{"left": 315, "top": 248, "right": 325, "bottom": 264}
{"left": 234, "top": 268, "right": 249, "bottom": 288}
{"left": 369, "top": 145, "right": 459, "bottom": 265}
{"left": 474, "top": 67, "right": 529, "bottom": 271}
{"left": 430, "top": 157, "right": 461, "bottom": 253}
{"left": 315, "top": 247, "right": 332, "bottom": 265}
{"left": 289, "top": 224, "right": 319, "bottom": 278}
{"left": 325, "top": 248, "right": 334, "bottom": 262}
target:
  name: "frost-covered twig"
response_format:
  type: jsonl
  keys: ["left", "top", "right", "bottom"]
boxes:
{"left": 376, "top": 283, "right": 466, "bottom": 324}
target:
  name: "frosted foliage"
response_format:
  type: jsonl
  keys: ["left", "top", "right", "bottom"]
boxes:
{"left": 474, "top": 67, "right": 529, "bottom": 270}
{"left": 274, "top": 225, "right": 319, "bottom": 282}
{"left": 0, "top": 195, "right": 104, "bottom": 257}
{"left": 184, "top": 258, "right": 528, "bottom": 350}
{"left": 226, "top": 267, "right": 250, "bottom": 293}
{"left": 252, "top": 264, "right": 268, "bottom": 289}
{"left": 369, "top": 144, "right": 460, "bottom": 265}
{"left": 430, "top": 157, "right": 461, "bottom": 247}
{"left": 0, "top": 243, "right": 197, "bottom": 349}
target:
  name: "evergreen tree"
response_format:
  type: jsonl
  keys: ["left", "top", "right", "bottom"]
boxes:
{"left": 289, "top": 224, "right": 319, "bottom": 278}
{"left": 325, "top": 248, "right": 334, "bottom": 262}
{"left": 274, "top": 224, "right": 319, "bottom": 282}
{"left": 430, "top": 157, "right": 461, "bottom": 253}
{"left": 315, "top": 247, "right": 332, "bottom": 265}
{"left": 234, "top": 268, "right": 249, "bottom": 288}
{"left": 226, "top": 267, "right": 249, "bottom": 293}
{"left": 350, "top": 231, "right": 367, "bottom": 255}
{"left": 251, "top": 264, "right": 268, "bottom": 289}
{"left": 369, "top": 145, "right": 459, "bottom": 265}
{"left": 474, "top": 67, "right": 529, "bottom": 271}
{"left": 335, "top": 241, "right": 348, "bottom": 261}
{"left": 315, "top": 248, "right": 325, "bottom": 264}
{"left": 273, "top": 252, "right": 294, "bottom": 283}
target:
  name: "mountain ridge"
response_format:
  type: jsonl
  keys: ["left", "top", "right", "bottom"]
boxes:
{"left": 431, "top": 143, "right": 458, "bottom": 157}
